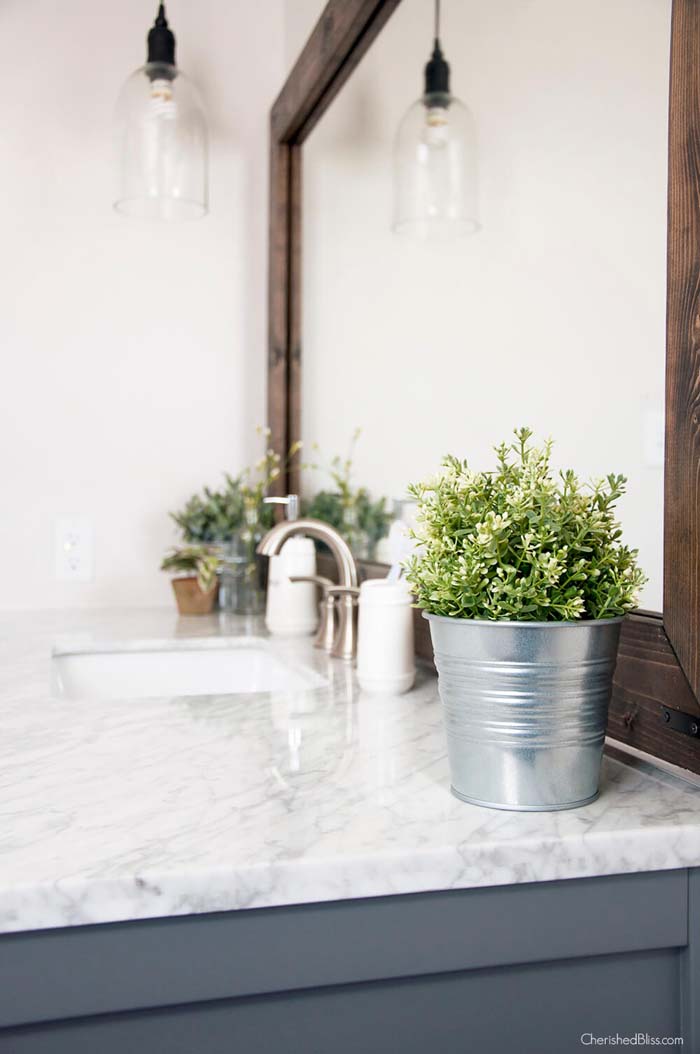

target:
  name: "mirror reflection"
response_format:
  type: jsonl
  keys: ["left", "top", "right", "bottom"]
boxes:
{"left": 298, "top": 0, "right": 670, "bottom": 611}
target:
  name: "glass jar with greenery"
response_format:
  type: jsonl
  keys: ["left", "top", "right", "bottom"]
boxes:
{"left": 169, "top": 433, "right": 301, "bottom": 614}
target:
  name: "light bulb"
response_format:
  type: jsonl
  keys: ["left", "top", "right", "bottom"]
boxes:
{"left": 148, "top": 78, "right": 177, "bottom": 120}
{"left": 424, "top": 105, "right": 450, "bottom": 147}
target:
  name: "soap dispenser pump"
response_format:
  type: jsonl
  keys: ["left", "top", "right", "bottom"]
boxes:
{"left": 263, "top": 495, "right": 319, "bottom": 636}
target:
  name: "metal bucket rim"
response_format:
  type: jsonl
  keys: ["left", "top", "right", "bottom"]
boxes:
{"left": 422, "top": 611, "right": 624, "bottom": 629}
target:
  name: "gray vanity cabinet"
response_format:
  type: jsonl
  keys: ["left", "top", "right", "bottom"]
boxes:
{"left": 1, "top": 869, "right": 697, "bottom": 1053}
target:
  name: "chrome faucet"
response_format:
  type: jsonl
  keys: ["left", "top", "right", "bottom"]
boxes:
{"left": 256, "top": 505, "right": 359, "bottom": 660}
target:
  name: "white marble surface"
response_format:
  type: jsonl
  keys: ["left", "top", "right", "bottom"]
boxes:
{"left": 2, "top": 608, "right": 700, "bottom": 935}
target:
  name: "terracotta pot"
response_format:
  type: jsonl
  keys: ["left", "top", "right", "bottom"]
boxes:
{"left": 171, "top": 576, "right": 218, "bottom": 615}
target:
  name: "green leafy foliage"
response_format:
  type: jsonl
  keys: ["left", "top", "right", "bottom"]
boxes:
{"left": 405, "top": 428, "right": 647, "bottom": 622}
{"left": 170, "top": 433, "right": 302, "bottom": 543}
{"left": 170, "top": 475, "right": 255, "bottom": 543}
{"left": 356, "top": 490, "right": 393, "bottom": 551}
{"left": 160, "top": 545, "right": 220, "bottom": 593}
{"left": 305, "top": 489, "right": 391, "bottom": 554}
{"left": 305, "top": 430, "right": 392, "bottom": 557}
{"left": 305, "top": 490, "right": 344, "bottom": 533}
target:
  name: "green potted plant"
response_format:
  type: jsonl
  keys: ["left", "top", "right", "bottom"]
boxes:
{"left": 160, "top": 545, "right": 220, "bottom": 615}
{"left": 406, "top": 428, "right": 646, "bottom": 812}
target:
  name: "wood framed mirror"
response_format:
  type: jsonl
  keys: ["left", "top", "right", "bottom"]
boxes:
{"left": 267, "top": 0, "right": 700, "bottom": 774}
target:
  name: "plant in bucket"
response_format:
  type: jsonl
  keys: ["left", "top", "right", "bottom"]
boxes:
{"left": 405, "top": 428, "right": 646, "bottom": 812}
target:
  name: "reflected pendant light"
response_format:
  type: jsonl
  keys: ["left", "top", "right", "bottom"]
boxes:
{"left": 392, "top": 0, "right": 479, "bottom": 237}
{"left": 113, "top": 5, "right": 208, "bottom": 220}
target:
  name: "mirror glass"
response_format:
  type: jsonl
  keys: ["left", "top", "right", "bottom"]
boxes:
{"left": 299, "top": 0, "right": 670, "bottom": 611}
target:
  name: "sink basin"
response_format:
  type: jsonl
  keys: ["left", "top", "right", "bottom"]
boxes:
{"left": 51, "top": 639, "right": 327, "bottom": 701}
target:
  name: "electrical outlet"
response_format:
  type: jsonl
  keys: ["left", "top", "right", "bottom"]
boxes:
{"left": 54, "top": 517, "right": 94, "bottom": 582}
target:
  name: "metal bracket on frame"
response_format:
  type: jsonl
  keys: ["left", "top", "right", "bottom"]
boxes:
{"left": 661, "top": 706, "right": 700, "bottom": 738}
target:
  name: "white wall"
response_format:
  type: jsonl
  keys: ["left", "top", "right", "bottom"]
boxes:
{"left": 0, "top": 0, "right": 285, "bottom": 608}
{"left": 294, "top": 0, "right": 670, "bottom": 610}
{"left": 285, "top": 0, "right": 325, "bottom": 70}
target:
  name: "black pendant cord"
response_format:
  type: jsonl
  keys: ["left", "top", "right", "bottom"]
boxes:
{"left": 424, "top": 0, "right": 450, "bottom": 97}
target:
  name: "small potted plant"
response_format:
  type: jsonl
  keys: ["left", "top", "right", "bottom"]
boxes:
{"left": 406, "top": 428, "right": 646, "bottom": 812}
{"left": 160, "top": 545, "right": 220, "bottom": 615}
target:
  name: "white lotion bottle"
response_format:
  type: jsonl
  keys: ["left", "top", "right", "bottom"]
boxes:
{"left": 265, "top": 537, "right": 318, "bottom": 636}
{"left": 357, "top": 579, "right": 415, "bottom": 694}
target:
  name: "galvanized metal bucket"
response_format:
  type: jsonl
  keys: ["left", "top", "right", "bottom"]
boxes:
{"left": 424, "top": 613, "right": 623, "bottom": 812}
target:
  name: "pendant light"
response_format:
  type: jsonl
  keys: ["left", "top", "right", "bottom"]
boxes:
{"left": 113, "top": 5, "right": 208, "bottom": 220}
{"left": 392, "top": 0, "right": 478, "bottom": 237}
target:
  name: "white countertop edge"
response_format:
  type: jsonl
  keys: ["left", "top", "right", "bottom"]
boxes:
{"left": 2, "top": 822, "right": 699, "bottom": 935}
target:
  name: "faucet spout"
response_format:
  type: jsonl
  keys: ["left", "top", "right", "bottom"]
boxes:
{"left": 257, "top": 517, "right": 359, "bottom": 659}
{"left": 256, "top": 517, "right": 358, "bottom": 588}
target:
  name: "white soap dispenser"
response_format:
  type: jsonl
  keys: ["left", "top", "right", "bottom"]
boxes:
{"left": 263, "top": 495, "right": 318, "bottom": 637}
{"left": 356, "top": 514, "right": 417, "bottom": 694}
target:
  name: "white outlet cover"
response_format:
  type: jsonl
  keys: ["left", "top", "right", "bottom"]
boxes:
{"left": 54, "top": 517, "right": 94, "bottom": 582}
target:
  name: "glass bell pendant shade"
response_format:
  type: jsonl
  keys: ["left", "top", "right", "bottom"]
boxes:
{"left": 113, "top": 5, "right": 208, "bottom": 220}
{"left": 392, "top": 28, "right": 479, "bottom": 238}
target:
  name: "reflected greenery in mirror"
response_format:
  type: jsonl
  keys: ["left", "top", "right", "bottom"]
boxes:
{"left": 304, "top": 430, "right": 392, "bottom": 558}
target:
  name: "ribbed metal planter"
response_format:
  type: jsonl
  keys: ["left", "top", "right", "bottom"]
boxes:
{"left": 424, "top": 613, "right": 623, "bottom": 812}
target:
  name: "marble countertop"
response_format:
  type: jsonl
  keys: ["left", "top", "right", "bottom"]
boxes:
{"left": 2, "top": 608, "right": 700, "bottom": 935}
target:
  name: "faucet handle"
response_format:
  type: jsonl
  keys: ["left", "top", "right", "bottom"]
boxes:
{"left": 290, "top": 575, "right": 336, "bottom": 651}
{"left": 263, "top": 494, "right": 299, "bottom": 521}
{"left": 327, "top": 586, "right": 360, "bottom": 661}
{"left": 289, "top": 574, "right": 334, "bottom": 592}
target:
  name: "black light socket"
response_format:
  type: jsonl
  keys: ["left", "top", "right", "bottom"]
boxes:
{"left": 147, "top": 4, "right": 176, "bottom": 66}
{"left": 424, "top": 40, "right": 450, "bottom": 98}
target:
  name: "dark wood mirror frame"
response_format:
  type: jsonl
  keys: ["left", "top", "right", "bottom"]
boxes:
{"left": 267, "top": 0, "right": 700, "bottom": 774}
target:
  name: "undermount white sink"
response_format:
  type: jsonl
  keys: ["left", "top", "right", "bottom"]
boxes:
{"left": 51, "top": 639, "right": 327, "bottom": 701}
